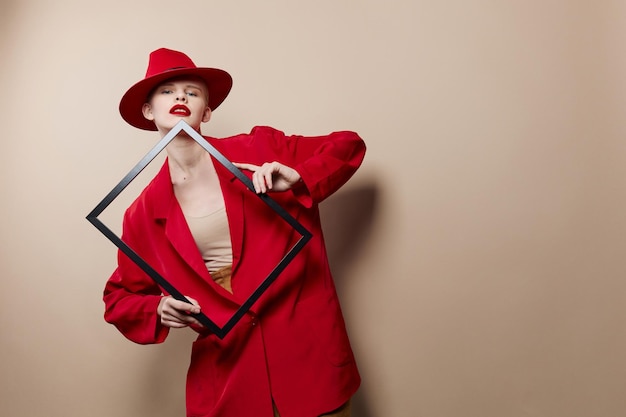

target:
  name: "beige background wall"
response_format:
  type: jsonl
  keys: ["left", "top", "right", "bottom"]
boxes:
{"left": 1, "top": 1, "right": 625, "bottom": 416}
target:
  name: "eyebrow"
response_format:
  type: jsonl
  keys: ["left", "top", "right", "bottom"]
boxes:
{"left": 159, "top": 82, "right": 203, "bottom": 90}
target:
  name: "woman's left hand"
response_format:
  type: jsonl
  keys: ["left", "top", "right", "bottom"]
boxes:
{"left": 233, "top": 161, "right": 302, "bottom": 194}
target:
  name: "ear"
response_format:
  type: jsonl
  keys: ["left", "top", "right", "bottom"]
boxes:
{"left": 202, "top": 107, "right": 212, "bottom": 123}
{"left": 142, "top": 103, "right": 154, "bottom": 121}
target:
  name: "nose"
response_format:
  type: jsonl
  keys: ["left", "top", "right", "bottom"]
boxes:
{"left": 175, "top": 91, "right": 187, "bottom": 102}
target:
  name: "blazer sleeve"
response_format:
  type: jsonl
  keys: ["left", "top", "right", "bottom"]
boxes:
{"left": 249, "top": 126, "right": 366, "bottom": 207}
{"left": 103, "top": 208, "right": 170, "bottom": 345}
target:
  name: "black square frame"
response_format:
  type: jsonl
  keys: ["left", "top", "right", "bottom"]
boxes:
{"left": 87, "top": 120, "right": 312, "bottom": 339}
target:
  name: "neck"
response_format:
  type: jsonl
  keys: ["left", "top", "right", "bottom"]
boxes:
{"left": 165, "top": 132, "right": 211, "bottom": 181}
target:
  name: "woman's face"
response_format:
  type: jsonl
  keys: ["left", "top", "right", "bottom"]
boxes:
{"left": 142, "top": 77, "right": 211, "bottom": 134}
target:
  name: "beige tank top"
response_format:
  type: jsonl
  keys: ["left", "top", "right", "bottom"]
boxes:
{"left": 184, "top": 206, "right": 233, "bottom": 273}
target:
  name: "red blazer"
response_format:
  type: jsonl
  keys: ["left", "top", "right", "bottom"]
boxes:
{"left": 103, "top": 126, "right": 366, "bottom": 417}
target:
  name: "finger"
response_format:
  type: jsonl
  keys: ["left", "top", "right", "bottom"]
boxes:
{"left": 256, "top": 166, "right": 275, "bottom": 193}
{"left": 234, "top": 162, "right": 264, "bottom": 193}
{"left": 232, "top": 162, "right": 259, "bottom": 172}
{"left": 158, "top": 296, "right": 201, "bottom": 328}
{"left": 262, "top": 163, "right": 277, "bottom": 191}
{"left": 162, "top": 301, "right": 200, "bottom": 326}
{"left": 161, "top": 316, "right": 190, "bottom": 328}
{"left": 185, "top": 296, "right": 200, "bottom": 307}
{"left": 182, "top": 297, "right": 202, "bottom": 318}
{"left": 161, "top": 308, "right": 200, "bottom": 327}
{"left": 252, "top": 170, "right": 266, "bottom": 194}
{"left": 170, "top": 299, "right": 201, "bottom": 315}
{"left": 163, "top": 314, "right": 201, "bottom": 328}
{"left": 159, "top": 307, "right": 188, "bottom": 327}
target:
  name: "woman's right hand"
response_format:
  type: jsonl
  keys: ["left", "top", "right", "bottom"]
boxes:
{"left": 157, "top": 295, "right": 202, "bottom": 328}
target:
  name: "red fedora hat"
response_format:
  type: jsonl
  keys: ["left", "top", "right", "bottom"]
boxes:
{"left": 119, "top": 48, "right": 233, "bottom": 131}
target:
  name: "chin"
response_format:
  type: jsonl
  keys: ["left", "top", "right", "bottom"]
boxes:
{"left": 156, "top": 120, "right": 199, "bottom": 133}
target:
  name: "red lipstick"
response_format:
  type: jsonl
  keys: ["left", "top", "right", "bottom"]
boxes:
{"left": 170, "top": 104, "right": 191, "bottom": 116}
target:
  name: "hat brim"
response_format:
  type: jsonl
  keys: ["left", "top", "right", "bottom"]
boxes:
{"left": 119, "top": 67, "right": 233, "bottom": 131}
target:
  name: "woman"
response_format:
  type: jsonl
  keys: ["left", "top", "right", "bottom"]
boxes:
{"left": 103, "top": 48, "right": 366, "bottom": 417}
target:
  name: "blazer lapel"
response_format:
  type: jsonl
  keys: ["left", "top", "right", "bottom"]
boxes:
{"left": 215, "top": 160, "right": 245, "bottom": 276}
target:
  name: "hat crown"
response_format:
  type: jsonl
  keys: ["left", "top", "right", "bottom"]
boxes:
{"left": 145, "top": 48, "right": 198, "bottom": 78}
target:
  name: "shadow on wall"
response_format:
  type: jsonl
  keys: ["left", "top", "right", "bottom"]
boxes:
{"left": 320, "top": 181, "right": 380, "bottom": 417}
{"left": 320, "top": 182, "right": 379, "bottom": 291}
